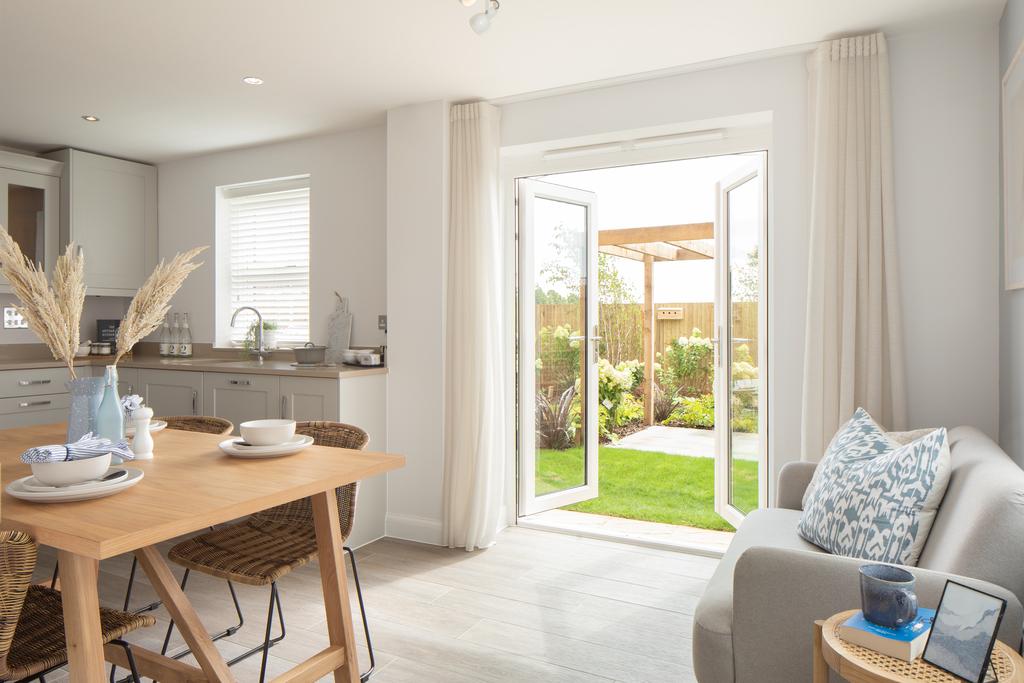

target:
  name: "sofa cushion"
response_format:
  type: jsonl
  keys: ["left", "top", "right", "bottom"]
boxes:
{"left": 692, "top": 508, "right": 822, "bottom": 682}
{"left": 798, "top": 424, "right": 951, "bottom": 565}
{"left": 802, "top": 407, "right": 896, "bottom": 508}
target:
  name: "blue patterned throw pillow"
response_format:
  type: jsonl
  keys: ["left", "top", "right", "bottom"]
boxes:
{"left": 797, "top": 409, "right": 951, "bottom": 566}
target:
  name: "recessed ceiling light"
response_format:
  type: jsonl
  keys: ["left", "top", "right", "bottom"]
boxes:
{"left": 81, "top": 115, "right": 100, "bottom": 122}
{"left": 242, "top": 76, "right": 264, "bottom": 85}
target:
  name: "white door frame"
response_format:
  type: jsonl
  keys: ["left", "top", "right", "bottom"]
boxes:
{"left": 517, "top": 178, "right": 600, "bottom": 516}
{"left": 714, "top": 155, "right": 769, "bottom": 528}
{"left": 502, "top": 123, "right": 774, "bottom": 527}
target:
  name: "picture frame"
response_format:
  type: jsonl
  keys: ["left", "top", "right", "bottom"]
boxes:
{"left": 922, "top": 580, "right": 1007, "bottom": 683}
{"left": 1004, "top": 35, "right": 1024, "bottom": 289}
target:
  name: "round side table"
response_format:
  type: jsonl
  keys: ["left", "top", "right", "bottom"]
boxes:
{"left": 814, "top": 609, "right": 1024, "bottom": 683}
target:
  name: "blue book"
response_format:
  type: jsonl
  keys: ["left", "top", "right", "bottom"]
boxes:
{"left": 838, "top": 608, "right": 936, "bottom": 662}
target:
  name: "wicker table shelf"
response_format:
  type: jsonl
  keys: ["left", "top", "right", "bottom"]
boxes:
{"left": 814, "top": 609, "right": 1024, "bottom": 683}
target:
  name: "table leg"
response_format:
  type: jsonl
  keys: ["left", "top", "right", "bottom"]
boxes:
{"left": 135, "top": 545, "right": 236, "bottom": 682}
{"left": 813, "top": 620, "right": 828, "bottom": 683}
{"left": 311, "top": 490, "right": 360, "bottom": 683}
{"left": 57, "top": 551, "right": 106, "bottom": 682}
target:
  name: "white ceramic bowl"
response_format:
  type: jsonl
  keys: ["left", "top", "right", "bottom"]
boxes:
{"left": 240, "top": 419, "right": 296, "bottom": 446}
{"left": 31, "top": 453, "right": 112, "bottom": 487}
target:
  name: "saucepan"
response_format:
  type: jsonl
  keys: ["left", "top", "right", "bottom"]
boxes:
{"left": 293, "top": 342, "right": 327, "bottom": 365}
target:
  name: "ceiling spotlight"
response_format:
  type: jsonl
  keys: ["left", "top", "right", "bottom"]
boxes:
{"left": 81, "top": 115, "right": 100, "bottom": 122}
{"left": 469, "top": 0, "right": 499, "bottom": 33}
{"left": 459, "top": 0, "right": 476, "bottom": 6}
{"left": 241, "top": 76, "right": 264, "bottom": 85}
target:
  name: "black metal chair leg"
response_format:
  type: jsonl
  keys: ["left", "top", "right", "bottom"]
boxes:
{"left": 160, "top": 568, "right": 190, "bottom": 656}
{"left": 257, "top": 582, "right": 277, "bottom": 683}
{"left": 224, "top": 584, "right": 286, "bottom": 671}
{"left": 109, "top": 639, "right": 142, "bottom": 683}
{"left": 49, "top": 563, "right": 58, "bottom": 590}
{"left": 123, "top": 555, "right": 162, "bottom": 614}
{"left": 345, "top": 546, "right": 375, "bottom": 682}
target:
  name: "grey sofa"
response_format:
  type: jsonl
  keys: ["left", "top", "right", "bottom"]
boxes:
{"left": 692, "top": 426, "right": 1024, "bottom": 683}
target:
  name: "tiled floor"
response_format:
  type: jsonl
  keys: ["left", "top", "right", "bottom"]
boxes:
{"left": 521, "top": 508, "right": 734, "bottom": 556}
{"left": 31, "top": 526, "right": 716, "bottom": 682}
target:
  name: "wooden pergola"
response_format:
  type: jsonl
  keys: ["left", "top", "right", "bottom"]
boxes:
{"left": 598, "top": 222, "right": 715, "bottom": 425}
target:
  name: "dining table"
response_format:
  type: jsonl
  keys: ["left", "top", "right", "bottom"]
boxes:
{"left": 0, "top": 423, "right": 405, "bottom": 683}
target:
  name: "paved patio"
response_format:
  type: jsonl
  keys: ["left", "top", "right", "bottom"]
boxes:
{"left": 608, "top": 425, "right": 759, "bottom": 461}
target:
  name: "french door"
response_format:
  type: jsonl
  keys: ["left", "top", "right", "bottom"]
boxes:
{"left": 517, "top": 179, "right": 600, "bottom": 516}
{"left": 714, "top": 157, "right": 767, "bottom": 528}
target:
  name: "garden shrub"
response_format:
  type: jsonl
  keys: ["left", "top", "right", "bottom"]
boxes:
{"left": 535, "top": 384, "right": 577, "bottom": 449}
{"left": 536, "top": 324, "right": 580, "bottom": 394}
{"left": 665, "top": 393, "right": 716, "bottom": 429}
{"left": 658, "top": 328, "right": 714, "bottom": 398}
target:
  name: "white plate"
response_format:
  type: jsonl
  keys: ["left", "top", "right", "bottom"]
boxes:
{"left": 21, "top": 468, "right": 129, "bottom": 492}
{"left": 7, "top": 468, "right": 144, "bottom": 503}
{"left": 218, "top": 434, "right": 315, "bottom": 459}
{"left": 125, "top": 420, "right": 167, "bottom": 436}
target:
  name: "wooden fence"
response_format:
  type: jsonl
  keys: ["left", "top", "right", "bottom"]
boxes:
{"left": 535, "top": 301, "right": 758, "bottom": 369}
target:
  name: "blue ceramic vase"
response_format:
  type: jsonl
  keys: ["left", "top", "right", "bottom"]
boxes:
{"left": 66, "top": 377, "right": 105, "bottom": 442}
{"left": 859, "top": 564, "right": 918, "bottom": 629}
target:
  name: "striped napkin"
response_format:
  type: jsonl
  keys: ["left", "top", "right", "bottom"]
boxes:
{"left": 20, "top": 433, "right": 135, "bottom": 463}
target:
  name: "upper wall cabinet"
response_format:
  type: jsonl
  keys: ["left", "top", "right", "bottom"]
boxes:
{"left": 0, "top": 151, "right": 62, "bottom": 292}
{"left": 44, "top": 149, "right": 157, "bottom": 296}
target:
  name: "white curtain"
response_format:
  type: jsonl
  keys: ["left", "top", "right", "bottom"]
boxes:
{"left": 801, "top": 33, "right": 907, "bottom": 460}
{"left": 443, "top": 102, "right": 506, "bottom": 550}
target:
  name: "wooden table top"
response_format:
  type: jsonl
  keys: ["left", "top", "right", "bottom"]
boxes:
{"left": 0, "top": 423, "right": 405, "bottom": 560}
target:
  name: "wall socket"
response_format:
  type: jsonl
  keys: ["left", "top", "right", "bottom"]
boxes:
{"left": 378, "top": 314, "right": 387, "bottom": 332}
{"left": 3, "top": 307, "right": 27, "bottom": 329}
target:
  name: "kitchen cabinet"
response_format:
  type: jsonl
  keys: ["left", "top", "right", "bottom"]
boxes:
{"left": 0, "top": 151, "right": 61, "bottom": 292}
{"left": 138, "top": 369, "right": 203, "bottom": 417}
{"left": 44, "top": 149, "right": 157, "bottom": 295}
{"left": 280, "top": 376, "right": 339, "bottom": 422}
{"left": 0, "top": 366, "right": 71, "bottom": 429}
{"left": 203, "top": 373, "right": 280, "bottom": 434}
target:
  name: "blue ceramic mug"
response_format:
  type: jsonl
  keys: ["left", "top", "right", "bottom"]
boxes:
{"left": 859, "top": 564, "right": 918, "bottom": 629}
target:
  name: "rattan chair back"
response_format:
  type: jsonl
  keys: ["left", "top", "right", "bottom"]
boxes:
{"left": 160, "top": 416, "right": 234, "bottom": 436}
{"left": 251, "top": 421, "right": 369, "bottom": 540}
{"left": 0, "top": 531, "right": 35, "bottom": 678}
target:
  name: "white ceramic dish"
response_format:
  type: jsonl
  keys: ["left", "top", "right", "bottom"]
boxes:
{"left": 125, "top": 419, "right": 168, "bottom": 436}
{"left": 21, "top": 469, "right": 128, "bottom": 492}
{"left": 219, "top": 434, "right": 314, "bottom": 459}
{"left": 7, "top": 468, "right": 144, "bottom": 503}
{"left": 240, "top": 419, "right": 296, "bottom": 446}
{"left": 30, "top": 453, "right": 112, "bottom": 487}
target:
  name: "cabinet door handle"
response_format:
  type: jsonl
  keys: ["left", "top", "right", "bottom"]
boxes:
{"left": 228, "top": 379, "right": 252, "bottom": 386}
{"left": 127, "top": 384, "right": 134, "bottom": 395}
{"left": 17, "top": 379, "right": 51, "bottom": 386}
{"left": 192, "top": 390, "right": 198, "bottom": 416}
{"left": 281, "top": 395, "right": 287, "bottom": 418}
{"left": 19, "top": 400, "right": 51, "bottom": 408}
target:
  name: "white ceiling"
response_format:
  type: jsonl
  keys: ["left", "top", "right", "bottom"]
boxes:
{"left": 0, "top": 0, "right": 1004, "bottom": 163}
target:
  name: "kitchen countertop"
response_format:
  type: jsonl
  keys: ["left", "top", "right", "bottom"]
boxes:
{"left": 0, "top": 355, "right": 387, "bottom": 379}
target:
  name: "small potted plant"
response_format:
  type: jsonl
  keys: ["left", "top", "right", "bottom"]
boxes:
{"left": 244, "top": 320, "right": 279, "bottom": 352}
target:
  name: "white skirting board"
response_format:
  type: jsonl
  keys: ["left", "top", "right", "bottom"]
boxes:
{"left": 386, "top": 513, "right": 445, "bottom": 545}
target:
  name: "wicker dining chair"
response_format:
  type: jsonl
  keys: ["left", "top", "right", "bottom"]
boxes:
{"left": 160, "top": 421, "right": 375, "bottom": 683}
{"left": 0, "top": 530, "right": 153, "bottom": 682}
{"left": 120, "top": 415, "right": 235, "bottom": 615}
{"left": 159, "top": 416, "right": 234, "bottom": 436}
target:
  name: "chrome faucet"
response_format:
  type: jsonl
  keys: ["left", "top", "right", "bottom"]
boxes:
{"left": 230, "top": 306, "right": 265, "bottom": 363}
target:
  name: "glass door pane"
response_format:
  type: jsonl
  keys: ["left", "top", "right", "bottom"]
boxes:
{"left": 7, "top": 184, "right": 46, "bottom": 264}
{"left": 518, "top": 179, "right": 599, "bottom": 516}
{"left": 726, "top": 173, "right": 761, "bottom": 516}
{"left": 714, "top": 157, "right": 766, "bottom": 528}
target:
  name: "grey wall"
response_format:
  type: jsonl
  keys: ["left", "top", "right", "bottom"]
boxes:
{"left": 1001, "top": 0, "right": 1024, "bottom": 466}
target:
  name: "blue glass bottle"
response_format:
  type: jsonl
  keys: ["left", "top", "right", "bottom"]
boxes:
{"left": 95, "top": 365, "right": 124, "bottom": 442}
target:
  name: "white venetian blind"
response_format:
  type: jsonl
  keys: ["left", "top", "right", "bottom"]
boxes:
{"left": 224, "top": 178, "right": 310, "bottom": 346}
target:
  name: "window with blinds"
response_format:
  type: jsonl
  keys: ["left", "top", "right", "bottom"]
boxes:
{"left": 221, "top": 177, "right": 310, "bottom": 346}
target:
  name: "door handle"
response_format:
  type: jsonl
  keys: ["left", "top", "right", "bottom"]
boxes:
{"left": 17, "top": 379, "right": 51, "bottom": 386}
{"left": 19, "top": 400, "right": 51, "bottom": 408}
{"left": 281, "top": 395, "right": 287, "bottom": 419}
{"left": 192, "top": 390, "right": 198, "bottom": 415}
{"left": 228, "top": 379, "right": 252, "bottom": 386}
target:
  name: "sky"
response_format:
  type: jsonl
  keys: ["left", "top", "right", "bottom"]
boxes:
{"left": 529, "top": 152, "right": 762, "bottom": 304}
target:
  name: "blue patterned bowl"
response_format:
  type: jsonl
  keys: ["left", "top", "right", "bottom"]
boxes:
{"left": 859, "top": 564, "right": 918, "bottom": 629}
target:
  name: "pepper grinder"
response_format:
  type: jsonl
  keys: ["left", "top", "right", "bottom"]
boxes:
{"left": 132, "top": 406, "right": 155, "bottom": 460}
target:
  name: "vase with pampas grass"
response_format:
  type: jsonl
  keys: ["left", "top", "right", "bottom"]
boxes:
{"left": 0, "top": 225, "right": 207, "bottom": 440}
{"left": 94, "top": 246, "right": 207, "bottom": 441}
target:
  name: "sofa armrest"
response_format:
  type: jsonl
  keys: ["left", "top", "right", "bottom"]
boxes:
{"left": 775, "top": 461, "right": 818, "bottom": 510}
{"left": 730, "top": 546, "right": 1024, "bottom": 683}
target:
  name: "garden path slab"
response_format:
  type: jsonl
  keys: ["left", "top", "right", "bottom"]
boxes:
{"left": 608, "top": 425, "right": 758, "bottom": 461}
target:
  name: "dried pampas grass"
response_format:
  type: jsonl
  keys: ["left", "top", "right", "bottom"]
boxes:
{"left": 0, "top": 229, "right": 85, "bottom": 378}
{"left": 114, "top": 246, "right": 207, "bottom": 365}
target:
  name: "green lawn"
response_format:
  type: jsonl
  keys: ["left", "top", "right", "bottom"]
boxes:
{"left": 537, "top": 447, "right": 758, "bottom": 532}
